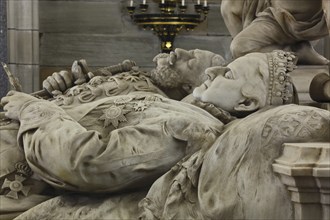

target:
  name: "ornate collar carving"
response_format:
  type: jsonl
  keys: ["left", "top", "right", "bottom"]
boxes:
{"left": 188, "top": 98, "right": 236, "bottom": 124}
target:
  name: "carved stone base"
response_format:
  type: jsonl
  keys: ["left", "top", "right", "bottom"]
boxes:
{"left": 273, "top": 143, "right": 330, "bottom": 220}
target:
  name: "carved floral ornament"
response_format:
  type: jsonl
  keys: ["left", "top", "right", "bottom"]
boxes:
{"left": 99, "top": 105, "right": 131, "bottom": 128}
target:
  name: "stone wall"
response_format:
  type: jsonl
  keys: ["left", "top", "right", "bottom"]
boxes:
{"left": 0, "top": 0, "right": 7, "bottom": 100}
{"left": 38, "top": 0, "right": 330, "bottom": 88}
{"left": 6, "top": 0, "right": 39, "bottom": 94}
{"left": 4, "top": 0, "right": 330, "bottom": 91}
{"left": 38, "top": 0, "right": 232, "bottom": 85}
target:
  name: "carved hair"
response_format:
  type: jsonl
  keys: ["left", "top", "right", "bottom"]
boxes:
{"left": 150, "top": 66, "right": 183, "bottom": 88}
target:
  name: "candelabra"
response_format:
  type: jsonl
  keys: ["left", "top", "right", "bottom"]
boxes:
{"left": 127, "top": 0, "right": 209, "bottom": 53}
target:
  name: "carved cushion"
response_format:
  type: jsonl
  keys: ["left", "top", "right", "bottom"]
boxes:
{"left": 197, "top": 104, "right": 329, "bottom": 219}
{"left": 140, "top": 104, "right": 329, "bottom": 219}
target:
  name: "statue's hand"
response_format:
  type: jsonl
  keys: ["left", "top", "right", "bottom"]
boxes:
{"left": 42, "top": 70, "right": 74, "bottom": 94}
{"left": 1, "top": 91, "right": 39, "bottom": 120}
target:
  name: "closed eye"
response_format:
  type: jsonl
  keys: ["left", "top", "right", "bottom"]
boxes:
{"left": 206, "top": 72, "right": 216, "bottom": 80}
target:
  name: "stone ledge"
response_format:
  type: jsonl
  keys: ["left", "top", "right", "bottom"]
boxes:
{"left": 273, "top": 142, "right": 330, "bottom": 220}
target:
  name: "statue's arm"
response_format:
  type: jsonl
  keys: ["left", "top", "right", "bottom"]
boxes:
{"left": 220, "top": 0, "right": 244, "bottom": 37}
{"left": 1, "top": 91, "right": 104, "bottom": 189}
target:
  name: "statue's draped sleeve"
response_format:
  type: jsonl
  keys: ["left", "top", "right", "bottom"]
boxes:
{"left": 16, "top": 94, "right": 223, "bottom": 193}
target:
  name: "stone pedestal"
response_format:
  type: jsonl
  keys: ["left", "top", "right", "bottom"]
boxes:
{"left": 273, "top": 143, "right": 330, "bottom": 220}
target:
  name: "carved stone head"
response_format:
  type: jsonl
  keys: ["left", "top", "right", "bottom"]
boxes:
{"left": 151, "top": 48, "right": 225, "bottom": 92}
{"left": 193, "top": 51, "right": 298, "bottom": 116}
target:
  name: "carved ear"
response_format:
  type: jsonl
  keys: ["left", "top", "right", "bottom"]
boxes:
{"left": 234, "top": 98, "right": 260, "bottom": 112}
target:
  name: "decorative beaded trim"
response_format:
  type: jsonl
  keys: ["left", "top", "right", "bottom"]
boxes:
{"left": 266, "top": 50, "right": 297, "bottom": 105}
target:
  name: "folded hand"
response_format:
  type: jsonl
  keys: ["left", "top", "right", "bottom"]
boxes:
{"left": 1, "top": 91, "right": 39, "bottom": 120}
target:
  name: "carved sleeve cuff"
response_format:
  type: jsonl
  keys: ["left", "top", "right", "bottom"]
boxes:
{"left": 19, "top": 100, "right": 68, "bottom": 123}
{"left": 17, "top": 100, "right": 74, "bottom": 145}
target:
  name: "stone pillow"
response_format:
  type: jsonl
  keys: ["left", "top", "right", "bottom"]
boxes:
{"left": 198, "top": 104, "right": 330, "bottom": 219}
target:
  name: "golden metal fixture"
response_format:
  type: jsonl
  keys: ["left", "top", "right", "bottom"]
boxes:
{"left": 127, "top": 0, "right": 209, "bottom": 53}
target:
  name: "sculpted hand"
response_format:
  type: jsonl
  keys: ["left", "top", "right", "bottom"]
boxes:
{"left": 42, "top": 70, "right": 74, "bottom": 94}
{"left": 42, "top": 60, "right": 92, "bottom": 94}
{"left": 1, "top": 91, "right": 39, "bottom": 121}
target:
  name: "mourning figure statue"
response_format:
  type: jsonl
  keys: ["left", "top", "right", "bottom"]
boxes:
{"left": 221, "top": 0, "right": 330, "bottom": 65}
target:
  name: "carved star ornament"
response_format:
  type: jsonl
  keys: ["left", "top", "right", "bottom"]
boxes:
{"left": 99, "top": 105, "right": 130, "bottom": 128}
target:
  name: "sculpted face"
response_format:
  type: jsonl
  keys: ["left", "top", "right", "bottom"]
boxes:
{"left": 151, "top": 48, "right": 224, "bottom": 91}
{"left": 193, "top": 55, "right": 269, "bottom": 114}
{"left": 193, "top": 66, "right": 246, "bottom": 112}
{"left": 170, "top": 48, "right": 224, "bottom": 82}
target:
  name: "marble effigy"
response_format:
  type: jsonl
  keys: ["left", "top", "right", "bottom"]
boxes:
{"left": 0, "top": 49, "right": 329, "bottom": 219}
{"left": 1, "top": 1, "right": 330, "bottom": 219}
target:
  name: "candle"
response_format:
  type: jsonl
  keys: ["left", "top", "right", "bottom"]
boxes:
{"left": 197, "top": 0, "right": 201, "bottom": 5}
{"left": 143, "top": 0, "right": 146, "bottom": 5}
{"left": 182, "top": 0, "right": 185, "bottom": 6}
{"left": 129, "top": 0, "right": 134, "bottom": 7}
{"left": 204, "top": 0, "right": 207, "bottom": 7}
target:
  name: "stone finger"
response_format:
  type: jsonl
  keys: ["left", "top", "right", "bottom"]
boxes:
{"left": 0, "top": 96, "right": 9, "bottom": 106}
{"left": 4, "top": 111, "right": 15, "bottom": 120}
{"left": 3, "top": 103, "right": 13, "bottom": 112}
{"left": 42, "top": 80, "right": 54, "bottom": 93}
{"left": 47, "top": 76, "right": 60, "bottom": 91}
{"left": 59, "top": 70, "right": 73, "bottom": 89}
{"left": 6, "top": 90, "right": 16, "bottom": 96}
{"left": 53, "top": 72, "right": 67, "bottom": 92}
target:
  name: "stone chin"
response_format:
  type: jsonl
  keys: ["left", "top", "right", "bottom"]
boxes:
{"left": 192, "top": 84, "right": 206, "bottom": 100}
